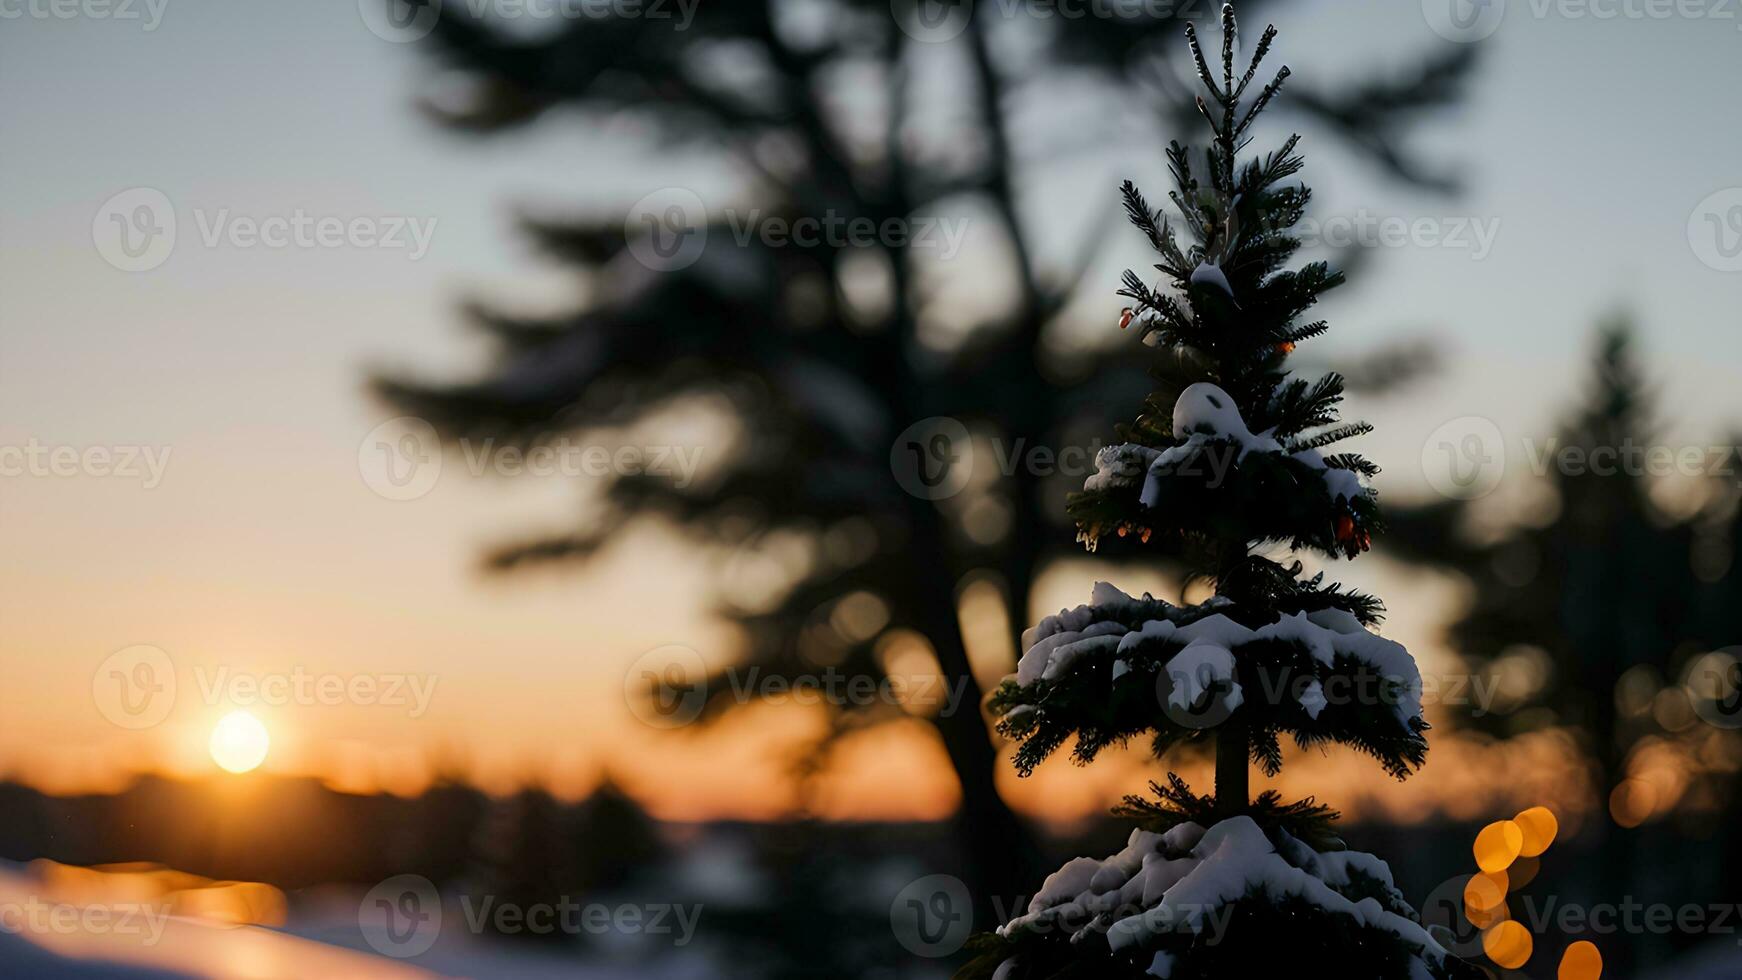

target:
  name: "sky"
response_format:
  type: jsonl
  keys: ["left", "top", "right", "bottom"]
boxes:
{"left": 1, "top": 0, "right": 1740, "bottom": 822}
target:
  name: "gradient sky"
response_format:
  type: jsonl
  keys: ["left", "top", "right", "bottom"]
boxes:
{"left": 2, "top": 0, "right": 1739, "bottom": 821}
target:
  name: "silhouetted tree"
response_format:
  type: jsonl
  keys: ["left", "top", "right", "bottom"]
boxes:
{"left": 471, "top": 784, "right": 577, "bottom": 944}
{"left": 372, "top": 0, "right": 1474, "bottom": 919}
{"left": 569, "top": 776, "right": 666, "bottom": 894}
{"left": 1384, "top": 324, "right": 1742, "bottom": 974}
{"left": 409, "top": 767, "right": 491, "bottom": 885}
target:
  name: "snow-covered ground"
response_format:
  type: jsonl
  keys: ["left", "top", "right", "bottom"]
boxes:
{"left": 0, "top": 864, "right": 717, "bottom": 979}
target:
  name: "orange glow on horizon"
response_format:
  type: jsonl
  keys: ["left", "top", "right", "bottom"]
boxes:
{"left": 1, "top": 716, "right": 1605, "bottom": 832}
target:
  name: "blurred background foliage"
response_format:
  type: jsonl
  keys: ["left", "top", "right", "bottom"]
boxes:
{"left": 372, "top": 0, "right": 1474, "bottom": 926}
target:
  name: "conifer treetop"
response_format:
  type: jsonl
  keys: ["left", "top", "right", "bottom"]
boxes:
{"left": 959, "top": 11, "right": 1477, "bottom": 980}
{"left": 990, "top": 0, "right": 1430, "bottom": 793}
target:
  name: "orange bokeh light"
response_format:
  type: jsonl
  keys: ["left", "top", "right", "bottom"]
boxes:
{"left": 1514, "top": 805, "right": 1559, "bottom": 857}
{"left": 1475, "top": 819, "right": 1524, "bottom": 873}
{"left": 1484, "top": 920, "right": 1534, "bottom": 969}
{"left": 1464, "top": 870, "right": 1508, "bottom": 915}
{"left": 1558, "top": 940, "right": 1603, "bottom": 979}
{"left": 1610, "top": 779, "right": 1657, "bottom": 828}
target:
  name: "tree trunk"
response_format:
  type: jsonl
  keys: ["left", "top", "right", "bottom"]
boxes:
{"left": 907, "top": 495, "right": 1041, "bottom": 930}
{"left": 1214, "top": 531, "right": 1252, "bottom": 820}
{"left": 879, "top": 19, "right": 1045, "bottom": 922}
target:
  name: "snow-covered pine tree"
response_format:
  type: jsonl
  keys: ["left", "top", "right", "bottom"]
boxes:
{"left": 958, "top": 9, "right": 1478, "bottom": 980}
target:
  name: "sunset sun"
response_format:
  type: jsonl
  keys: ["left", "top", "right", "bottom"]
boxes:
{"left": 209, "top": 711, "right": 270, "bottom": 774}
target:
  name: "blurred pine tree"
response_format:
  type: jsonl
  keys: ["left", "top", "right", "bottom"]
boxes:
{"left": 371, "top": 0, "right": 1475, "bottom": 921}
